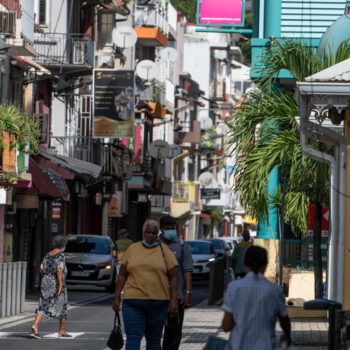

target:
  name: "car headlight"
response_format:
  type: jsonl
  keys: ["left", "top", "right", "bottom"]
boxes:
{"left": 105, "top": 265, "right": 112, "bottom": 270}
{"left": 209, "top": 258, "right": 215, "bottom": 262}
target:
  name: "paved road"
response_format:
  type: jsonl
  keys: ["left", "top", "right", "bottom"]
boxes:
{"left": 0, "top": 281, "right": 209, "bottom": 350}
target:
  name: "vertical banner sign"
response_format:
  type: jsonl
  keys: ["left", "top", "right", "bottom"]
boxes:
{"left": 197, "top": 0, "right": 245, "bottom": 27}
{"left": 93, "top": 69, "right": 135, "bottom": 138}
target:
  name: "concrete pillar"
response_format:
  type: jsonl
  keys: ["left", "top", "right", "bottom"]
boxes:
{"left": 264, "top": 0, "right": 282, "bottom": 38}
{"left": 343, "top": 100, "right": 350, "bottom": 309}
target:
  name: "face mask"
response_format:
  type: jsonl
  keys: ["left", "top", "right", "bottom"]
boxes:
{"left": 142, "top": 240, "right": 158, "bottom": 248}
{"left": 163, "top": 229, "right": 177, "bottom": 241}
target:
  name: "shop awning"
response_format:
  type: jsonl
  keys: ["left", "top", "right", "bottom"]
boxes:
{"left": 28, "top": 159, "right": 64, "bottom": 198}
{"left": 11, "top": 56, "right": 51, "bottom": 74}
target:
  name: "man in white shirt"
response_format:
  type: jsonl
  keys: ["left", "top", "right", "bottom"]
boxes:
{"left": 221, "top": 246, "right": 291, "bottom": 350}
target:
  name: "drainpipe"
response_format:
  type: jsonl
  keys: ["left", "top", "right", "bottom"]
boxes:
{"left": 299, "top": 94, "right": 346, "bottom": 303}
{"left": 300, "top": 133, "right": 338, "bottom": 301}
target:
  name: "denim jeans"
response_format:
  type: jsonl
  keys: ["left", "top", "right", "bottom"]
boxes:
{"left": 122, "top": 299, "right": 169, "bottom": 350}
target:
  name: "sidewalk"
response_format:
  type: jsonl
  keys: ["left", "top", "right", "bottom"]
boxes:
{"left": 177, "top": 300, "right": 329, "bottom": 350}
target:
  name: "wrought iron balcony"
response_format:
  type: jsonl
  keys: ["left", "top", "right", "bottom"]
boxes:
{"left": 34, "top": 33, "right": 94, "bottom": 66}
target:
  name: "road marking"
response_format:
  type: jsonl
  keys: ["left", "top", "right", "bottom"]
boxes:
{"left": 42, "top": 332, "right": 85, "bottom": 339}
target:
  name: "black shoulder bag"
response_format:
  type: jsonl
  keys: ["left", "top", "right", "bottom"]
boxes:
{"left": 107, "top": 312, "right": 124, "bottom": 350}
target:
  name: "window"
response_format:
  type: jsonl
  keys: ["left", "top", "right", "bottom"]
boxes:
{"left": 98, "top": 12, "right": 115, "bottom": 48}
{"left": 39, "top": 0, "right": 46, "bottom": 25}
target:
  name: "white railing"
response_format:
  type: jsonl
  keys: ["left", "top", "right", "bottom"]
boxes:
{"left": 0, "top": 262, "right": 27, "bottom": 318}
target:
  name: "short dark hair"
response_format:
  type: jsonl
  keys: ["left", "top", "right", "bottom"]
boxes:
{"left": 52, "top": 235, "right": 67, "bottom": 249}
{"left": 160, "top": 215, "right": 177, "bottom": 227}
{"left": 243, "top": 245, "right": 268, "bottom": 274}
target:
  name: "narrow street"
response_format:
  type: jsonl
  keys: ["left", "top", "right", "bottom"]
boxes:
{"left": 0, "top": 281, "right": 209, "bottom": 350}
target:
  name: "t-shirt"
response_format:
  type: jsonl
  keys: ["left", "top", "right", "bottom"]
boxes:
{"left": 121, "top": 242, "right": 178, "bottom": 300}
{"left": 116, "top": 238, "right": 133, "bottom": 263}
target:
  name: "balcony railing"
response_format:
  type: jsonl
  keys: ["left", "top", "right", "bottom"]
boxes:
{"left": 173, "top": 181, "right": 196, "bottom": 203}
{"left": 134, "top": 2, "right": 168, "bottom": 35}
{"left": 136, "top": 84, "right": 166, "bottom": 106}
{"left": 51, "top": 136, "right": 127, "bottom": 178}
{"left": 34, "top": 33, "right": 94, "bottom": 66}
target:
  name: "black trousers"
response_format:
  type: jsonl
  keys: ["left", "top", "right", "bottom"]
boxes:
{"left": 162, "top": 300, "right": 185, "bottom": 350}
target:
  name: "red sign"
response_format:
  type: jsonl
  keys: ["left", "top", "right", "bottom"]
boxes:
{"left": 308, "top": 204, "right": 329, "bottom": 237}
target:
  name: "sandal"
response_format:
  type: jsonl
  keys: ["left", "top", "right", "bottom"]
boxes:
{"left": 58, "top": 332, "right": 73, "bottom": 339}
{"left": 29, "top": 327, "right": 41, "bottom": 339}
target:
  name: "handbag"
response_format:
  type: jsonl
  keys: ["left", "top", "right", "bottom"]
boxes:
{"left": 107, "top": 312, "right": 124, "bottom": 350}
{"left": 203, "top": 329, "right": 228, "bottom": 350}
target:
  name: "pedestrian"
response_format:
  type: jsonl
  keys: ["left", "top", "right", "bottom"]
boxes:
{"left": 115, "top": 228, "right": 133, "bottom": 263}
{"left": 30, "top": 235, "right": 71, "bottom": 339}
{"left": 112, "top": 219, "right": 179, "bottom": 350}
{"left": 160, "top": 215, "right": 194, "bottom": 350}
{"left": 221, "top": 245, "right": 291, "bottom": 349}
{"left": 232, "top": 229, "right": 253, "bottom": 278}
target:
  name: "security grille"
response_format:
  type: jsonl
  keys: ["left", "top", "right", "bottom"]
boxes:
{"left": 0, "top": 11, "right": 16, "bottom": 35}
{"left": 33, "top": 113, "right": 48, "bottom": 144}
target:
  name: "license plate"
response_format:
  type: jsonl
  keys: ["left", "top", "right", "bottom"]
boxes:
{"left": 71, "top": 271, "right": 90, "bottom": 277}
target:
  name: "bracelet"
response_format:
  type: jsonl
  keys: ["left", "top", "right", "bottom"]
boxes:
{"left": 186, "top": 290, "right": 192, "bottom": 294}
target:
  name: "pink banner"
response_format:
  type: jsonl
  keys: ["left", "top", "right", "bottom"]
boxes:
{"left": 199, "top": 0, "right": 243, "bottom": 25}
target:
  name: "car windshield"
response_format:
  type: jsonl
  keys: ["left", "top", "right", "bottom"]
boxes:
{"left": 210, "top": 240, "right": 223, "bottom": 250}
{"left": 187, "top": 241, "right": 213, "bottom": 254}
{"left": 65, "top": 236, "right": 111, "bottom": 255}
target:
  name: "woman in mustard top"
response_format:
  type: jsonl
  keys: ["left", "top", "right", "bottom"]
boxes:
{"left": 113, "top": 219, "right": 178, "bottom": 350}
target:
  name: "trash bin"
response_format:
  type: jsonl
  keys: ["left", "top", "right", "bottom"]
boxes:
{"left": 304, "top": 299, "right": 342, "bottom": 350}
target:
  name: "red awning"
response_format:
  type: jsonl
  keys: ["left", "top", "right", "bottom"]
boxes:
{"left": 11, "top": 56, "right": 51, "bottom": 74}
{"left": 28, "top": 159, "right": 63, "bottom": 198}
{"left": 200, "top": 213, "right": 211, "bottom": 219}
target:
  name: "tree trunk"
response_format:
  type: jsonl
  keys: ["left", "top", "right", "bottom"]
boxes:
{"left": 313, "top": 202, "right": 324, "bottom": 299}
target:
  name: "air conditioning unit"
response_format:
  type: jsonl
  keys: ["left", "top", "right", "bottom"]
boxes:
{"left": 33, "top": 113, "right": 49, "bottom": 144}
{"left": 73, "top": 40, "right": 85, "bottom": 64}
{"left": 0, "top": 11, "right": 16, "bottom": 36}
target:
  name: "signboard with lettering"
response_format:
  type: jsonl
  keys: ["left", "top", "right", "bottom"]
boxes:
{"left": 197, "top": 0, "right": 245, "bottom": 27}
{"left": 201, "top": 188, "right": 221, "bottom": 200}
{"left": 93, "top": 69, "right": 135, "bottom": 138}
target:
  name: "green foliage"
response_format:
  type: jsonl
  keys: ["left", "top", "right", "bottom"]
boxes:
{"left": 170, "top": 0, "right": 197, "bottom": 23}
{"left": 238, "top": 13, "right": 253, "bottom": 64}
{"left": 0, "top": 105, "right": 39, "bottom": 153}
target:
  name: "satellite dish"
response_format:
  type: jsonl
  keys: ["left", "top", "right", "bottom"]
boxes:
{"left": 198, "top": 115, "right": 213, "bottom": 130}
{"left": 149, "top": 140, "right": 170, "bottom": 159}
{"left": 136, "top": 60, "right": 157, "bottom": 81}
{"left": 160, "top": 47, "right": 178, "bottom": 62}
{"left": 168, "top": 144, "right": 182, "bottom": 159}
{"left": 114, "top": 26, "right": 138, "bottom": 48}
{"left": 216, "top": 123, "right": 226, "bottom": 136}
{"left": 198, "top": 172, "right": 215, "bottom": 188}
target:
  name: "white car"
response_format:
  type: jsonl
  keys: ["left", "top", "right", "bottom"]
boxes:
{"left": 186, "top": 240, "right": 216, "bottom": 279}
{"left": 219, "top": 237, "right": 240, "bottom": 254}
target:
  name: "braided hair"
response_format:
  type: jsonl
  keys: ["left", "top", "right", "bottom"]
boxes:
{"left": 243, "top": 245, "right": 268, "bottom": 274}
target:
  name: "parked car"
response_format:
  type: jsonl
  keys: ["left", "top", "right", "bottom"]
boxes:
{"left": 64, "top": 235, "right": 117, "bottom": 292}
{"left": 186, "top": 240, "right": 216, "bottom": 279}
{"left": 206, "top": 238, "right": 232, "bottom": 268}
{"left": 219, "top": 237, "right": 235, "bottom": 255}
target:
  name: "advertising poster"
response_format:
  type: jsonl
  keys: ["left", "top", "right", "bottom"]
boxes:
{"left": 93, "top": 69, "right": 135, "bottom": 138}
{"left": 197, "top": 0, "right": 245, "bottom": 27}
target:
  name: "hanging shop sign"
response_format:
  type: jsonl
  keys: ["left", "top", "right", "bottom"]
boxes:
{"left": 197, "top": 0, "right": 245, "bottom": 27}
{"left": 93, "top": 69, "right": 135, "bottom": 138}
{"left": 201, "top": 188, "right": 221, "bottom": 200}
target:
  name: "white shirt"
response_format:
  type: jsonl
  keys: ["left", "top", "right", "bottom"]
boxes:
{"left": 222, "top": 272, "right": 288, "bottom": 350}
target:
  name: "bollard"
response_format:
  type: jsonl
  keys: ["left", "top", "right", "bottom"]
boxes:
{"left": 20, "top": 262, "right": 27, "bottom": 313}
{"left": 16, "top": 262, "right": 21, "bottom": 314}
{"left": 1, "top": 263, "right": 7, "bottom": 318}
{"left": 6, "top": 263, "right": 12, "bottom": 317}
{"left": 11, "top": 262, "right": 17, "bottom": 316}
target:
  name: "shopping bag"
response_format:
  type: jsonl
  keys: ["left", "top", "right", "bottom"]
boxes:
{"left": 107, "top": 312, "right": 124, "bottom": 350}
{"left": 203, "top": 334, "right": 228, "bottom": 350}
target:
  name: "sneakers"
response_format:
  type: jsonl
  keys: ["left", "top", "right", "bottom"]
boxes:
{"left": 58, "top": 332, "right": 73, "bottom": 339}
{"left": 29, "top": 328, "right": 41, "bottom": 339}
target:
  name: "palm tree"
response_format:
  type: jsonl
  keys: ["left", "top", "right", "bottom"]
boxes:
{"left": 227, "top": 38, "right": 350, "bottom": 298}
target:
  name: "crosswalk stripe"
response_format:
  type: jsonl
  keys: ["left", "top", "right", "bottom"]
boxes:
{"left": 42, "top": 332, "right": 85, "bottom": 339}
